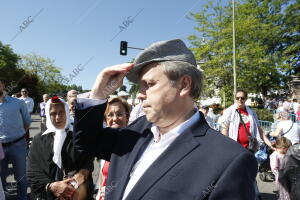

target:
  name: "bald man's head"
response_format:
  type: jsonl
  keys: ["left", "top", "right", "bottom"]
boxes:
{"left": 67, "top": 90, "right": 77, "bottom": 100}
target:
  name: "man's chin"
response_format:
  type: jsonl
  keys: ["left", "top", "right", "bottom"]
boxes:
{"left": 145, "top": 114, "right": 155, "bottom": 123}
{"left": 111, "top": 125, "right": 122, "bottom": 128}
{"left": 237, "top": 104, "right": 245, "bottom": 109}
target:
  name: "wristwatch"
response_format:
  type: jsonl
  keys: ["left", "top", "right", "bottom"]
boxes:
{"left": 69, "top": 180, "right": 79, "bottom": 189}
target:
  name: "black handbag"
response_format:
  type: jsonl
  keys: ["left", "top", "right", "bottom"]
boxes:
{"left": 236, "top": 109, "right": 259, "bottom": 153}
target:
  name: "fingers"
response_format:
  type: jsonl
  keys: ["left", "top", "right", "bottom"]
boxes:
{"left": 63, "top": 178, "right": 74, "bottom": 183}
{"left": 64, "top": 185, "right": 76, "bottom": 197}
{"left": 59, "top": 185, "right": 75, "bottom": 199}
{"left": 103, "top": 63, "right": 134, "bottom": 75}
{"left": 91, "top": 63, "right": 134, "bottom": 100}
{"left": 107, "top": 73, "right": 126, "bottom": 89}
{"left": 52, "top": 180, "right": 76, "bottom": 199}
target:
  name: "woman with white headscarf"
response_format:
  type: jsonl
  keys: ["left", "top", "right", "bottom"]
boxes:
{"left": 27, "top": 96, "right": 94, "bottom": 200}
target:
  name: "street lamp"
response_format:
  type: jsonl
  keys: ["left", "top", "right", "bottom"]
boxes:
{"left": 232, "top": 0, "right": 237, "bottom": 96}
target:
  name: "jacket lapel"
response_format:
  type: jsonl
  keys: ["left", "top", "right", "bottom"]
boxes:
{"left": 125, "top": 112, "right": 209, "bottom": 200}
{"left": 114, "top": 129, "right": 153, "bottom": 200}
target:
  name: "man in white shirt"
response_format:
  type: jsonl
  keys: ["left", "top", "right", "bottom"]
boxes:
{"left": 283, "top": 99, "right": 291, "bottom": 112}
{"left": 19, "top": 88, "right": 34, "bottom": 114}
{"left": 291, "top": 99, "right": 299, "bottom": 122}
{"left": 199, "top": 106, "right": 215, "bottom": 129}
{"left": 292, "top": 99, "right": 299, "bottom": 113}
{"left": 39, "top": 94, "right": 49, "bottom": 132}
{"left": 19, "top": 88, "right": 34, "bottom": 146}
{"left": 74, "top": 39, "right": 257, "bottom": 200}
{"left": 67, "top": 90, "right": 77, "bottom": 119}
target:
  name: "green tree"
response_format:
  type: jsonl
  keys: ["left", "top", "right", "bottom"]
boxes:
{"left": 188, "top": 0, "right": 294, "bottom": 104}
{"left": 19, "top": 53, "right": 63, "bottom": 84}
{"left": 0, "top": 41, "right": 24, "bottom": 83}
{"left": 280, "top": 0, "right": 300, "bottom": 76}
{"left": 19, "top": 52, "right": 86, "bottom": 103}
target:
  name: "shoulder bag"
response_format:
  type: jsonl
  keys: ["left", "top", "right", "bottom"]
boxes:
{"left": 236, "top": 109, "right": 259, "bottom": 153}
{"left": 281, "top": 122, "right": 294, "bottom": 136}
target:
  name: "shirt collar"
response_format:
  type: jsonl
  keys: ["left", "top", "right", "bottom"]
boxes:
{"left": 150, "top": 109, "right": 200, "bottom": 143}
{"left": 1, "top": 94, "right": 9, "bottom": 102}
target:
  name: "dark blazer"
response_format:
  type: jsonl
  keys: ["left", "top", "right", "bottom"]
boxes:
{"left": 74, "top": 103, "right": 258, "bottom": 200}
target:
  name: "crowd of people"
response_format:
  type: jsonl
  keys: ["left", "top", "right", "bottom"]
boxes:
{"left": 197, "top": 97, "right": 300, "bottom": 132}
{"left": 0, "top": 39, "right": 299, "bottom": 200}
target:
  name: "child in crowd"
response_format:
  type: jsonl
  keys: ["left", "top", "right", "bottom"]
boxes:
{"left": 270, "top": 137, "right": 292, "bottom": 200}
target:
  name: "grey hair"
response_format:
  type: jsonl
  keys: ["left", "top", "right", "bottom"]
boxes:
{"left": 159, "top": 61, "right": 203, "bottom": 99}
{"left": 278, "top": 111, "right": 290, "bottom": 120}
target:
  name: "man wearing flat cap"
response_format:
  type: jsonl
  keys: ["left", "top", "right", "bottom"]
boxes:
{"left": 74, "top": 39, "right": 257, "bottom": 200}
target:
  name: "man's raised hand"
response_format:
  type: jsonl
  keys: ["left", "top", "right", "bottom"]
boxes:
{"left": 90, "top": 63, "right": 134, "bottom": 100}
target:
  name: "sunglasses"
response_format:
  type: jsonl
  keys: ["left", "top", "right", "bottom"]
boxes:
{"left": 235, "top": 97, "right": 245, "bottom": 100}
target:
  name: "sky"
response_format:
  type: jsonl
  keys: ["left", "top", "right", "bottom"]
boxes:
{"left": 0, "top": 0, "right": 224, "bottom": 90}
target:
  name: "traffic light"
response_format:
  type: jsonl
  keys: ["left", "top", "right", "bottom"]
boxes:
{"left": 120, "top": 41, "right": 128, "bottom": 55}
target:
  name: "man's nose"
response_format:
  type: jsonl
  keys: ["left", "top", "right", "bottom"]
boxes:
{"left": 137, "top": 92, "right": 146, "bottom": 101}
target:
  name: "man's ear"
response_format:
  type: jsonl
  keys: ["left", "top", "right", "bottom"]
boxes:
{"left": 179, "top": 75, "right": 192, "bottom": 97}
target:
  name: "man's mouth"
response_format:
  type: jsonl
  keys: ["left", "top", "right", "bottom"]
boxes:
{"left": 143, "top": 104, "right": 150, "bottom": 108}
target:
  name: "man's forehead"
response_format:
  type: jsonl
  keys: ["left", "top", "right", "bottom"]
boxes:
{"left": 68, "top": 90, "right": 77, "bottom": 95}
{"left": 139, "top": 63, "right": 163, "bottom": 81}
{"left": 236, "top": 92, "right": 245, "bottom": 96}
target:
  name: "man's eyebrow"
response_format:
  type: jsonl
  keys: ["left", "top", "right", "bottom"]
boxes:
{"left": 141, "top": 78, "right": 157, "bottom": 82}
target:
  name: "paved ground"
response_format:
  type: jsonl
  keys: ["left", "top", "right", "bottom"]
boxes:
{"left": 5, "top": 114, "right": 278, "bottom": 199}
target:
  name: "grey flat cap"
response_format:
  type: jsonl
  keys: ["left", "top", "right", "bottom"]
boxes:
{"left": 126, "top": 39, "right": 197, "bottom": 83}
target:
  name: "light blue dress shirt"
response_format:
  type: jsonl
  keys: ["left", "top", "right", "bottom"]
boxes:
{"left": 0, "top": 95, "right": 32, "bottom": 143}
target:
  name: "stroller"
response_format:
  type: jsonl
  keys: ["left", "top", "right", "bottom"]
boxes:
{"left": 255, "top": 133, "right": 275, "bottom": 182}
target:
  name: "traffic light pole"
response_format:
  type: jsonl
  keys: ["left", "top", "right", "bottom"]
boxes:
{"left": 127, "top": 46, "right": 144, "bottom": 50}
{"left": 120, "top": 41, "right": 144, "bottom": 55}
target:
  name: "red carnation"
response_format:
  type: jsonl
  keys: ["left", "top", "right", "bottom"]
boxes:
{"left": 51, "top": 96, "right": 61, "bottom": 103}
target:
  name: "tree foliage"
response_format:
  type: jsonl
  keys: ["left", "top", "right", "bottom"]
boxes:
{"left": 1, "top": 42, "right": 83, "bottom": 106}
{"left": 0, "top": 41, "right": 23, "bottom": 82}
{"left": 19, "top": 53, "right": 64, "bottom": 85}
{"left": 188, "top": 0, "right": 299, "bottom": 105}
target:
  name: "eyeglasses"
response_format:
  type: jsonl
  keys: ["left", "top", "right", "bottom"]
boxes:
{"left": 21, "top": 90, "right": 27, "bottom": 92}
{"left": 235, "top": 97, "right": 245, "bottom": 100}
{"left": 105, "top": 112, "right": 127, "bottom": 119}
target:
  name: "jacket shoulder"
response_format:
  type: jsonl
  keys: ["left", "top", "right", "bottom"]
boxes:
{"left": 126, "top": 115, "right": 152, "bottom": 133}
{"left": 203, "top": 127, "right": 251, "bottom": 154}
